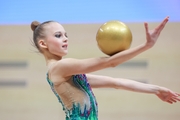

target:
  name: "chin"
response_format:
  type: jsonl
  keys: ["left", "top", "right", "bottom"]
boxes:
{"left": 53, "top": 51, "right": 68, "bottom": 58}
{"left": 62, "top": 51, "right": 68, "bottom": 56}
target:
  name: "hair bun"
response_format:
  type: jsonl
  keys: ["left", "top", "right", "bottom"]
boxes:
{"left": 31, "top": 21, "right": 40, "bottom": 31}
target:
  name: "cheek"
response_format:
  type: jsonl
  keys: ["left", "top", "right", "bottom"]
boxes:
{"left": 48, "top": 40, "right": 62, "bottom": 53}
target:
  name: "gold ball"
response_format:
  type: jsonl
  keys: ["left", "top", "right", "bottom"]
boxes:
{"left": 96, "top": 21, "right": 132, "bottom": 56}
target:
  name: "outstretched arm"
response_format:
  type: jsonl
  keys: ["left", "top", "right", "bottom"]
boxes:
{"left": 53, "top": 17, "right": 169, "bottom": 78}
{"left": 107, "top": 16, "right": 169, "bottom": 67}
{"left": 87, "top": 74, "right": 180, "bottom": 104}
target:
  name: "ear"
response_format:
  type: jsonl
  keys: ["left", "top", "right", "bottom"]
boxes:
{"left": 38, "top": 40, "right": 48, "bottom": 49}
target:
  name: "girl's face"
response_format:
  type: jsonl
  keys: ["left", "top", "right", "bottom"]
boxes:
{"left": 44, "top": 22, "right": 68, "bottom": 57}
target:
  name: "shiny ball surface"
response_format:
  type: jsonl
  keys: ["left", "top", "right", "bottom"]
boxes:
{"left": 96, "top": 21, "right": 132, "bottom": 56}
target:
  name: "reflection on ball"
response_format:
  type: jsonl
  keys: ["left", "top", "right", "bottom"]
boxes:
{"left": 96, "top": 20, "right": 132, "bottom": 56}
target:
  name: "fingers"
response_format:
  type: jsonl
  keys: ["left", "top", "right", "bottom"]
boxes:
{"left": 167, "top": 98, "right": 179, "bottom": 104}
{"left": 170, "top": 91, "right": 180, "bottom": 98}
{"left": 173, "top": 93, "right": 180, "bottom": 101}
{"left": 166, "top": 93, "right": 180, "bottom": 104}
{"left": 166, "top": 99, "right": 177, "bottom": 104}
{"left": 173, "top": 97, "right": 180, "bottom": 101}
{"left": 176, "top": 93, "right": 180, "bottom": 96}
{"left": 144, "top": 22, "right": 150, "bottom": 38}
{"left": 144, "top": 22, "right": 148, "bottom": 33}
{"left": 171, "top": 96, "right": 180, "bottom": 102}
{"left": 156, "top": 16, "right": 169, "bottom": 32}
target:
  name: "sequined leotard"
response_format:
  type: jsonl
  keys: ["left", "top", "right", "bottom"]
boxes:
{"left": 47, "top": 74, "right": 98, "bottom": 120}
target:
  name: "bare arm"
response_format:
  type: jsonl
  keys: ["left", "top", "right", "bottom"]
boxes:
{"left": 51, "top": 17, "right": 169, "bottom": 80}
{"left": 107, "top": 16, "right": 169, "bottom": 67}
{"left": 87, "top": 74, "right": 180, "bottom": 104}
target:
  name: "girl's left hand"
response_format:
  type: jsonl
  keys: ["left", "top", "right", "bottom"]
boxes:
{"left": 144, "top": 16, "right": 169, "bottom": 48}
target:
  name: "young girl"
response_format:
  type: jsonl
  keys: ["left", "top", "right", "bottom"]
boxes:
{"left": 30, "top": 17, "right": 180, "bottom": 120}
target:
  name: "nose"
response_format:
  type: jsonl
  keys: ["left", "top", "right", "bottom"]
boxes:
{"left": 63, "top": 36, "right": 68, "bottom": 42}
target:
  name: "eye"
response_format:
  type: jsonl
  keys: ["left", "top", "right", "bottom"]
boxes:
{"left": 65, "top": 34, "right": 68, "bottom": 38}
{"left": 55, "top": 34, "right": 61, "bottom": 38}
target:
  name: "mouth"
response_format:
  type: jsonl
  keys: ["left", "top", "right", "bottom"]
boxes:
{"left": 62, "top": 44, "right": 68, "bottom": 49}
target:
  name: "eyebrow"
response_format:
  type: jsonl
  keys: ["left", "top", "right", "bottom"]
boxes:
{"left": 54, "top": 31, "right": 67, "bottom": 34}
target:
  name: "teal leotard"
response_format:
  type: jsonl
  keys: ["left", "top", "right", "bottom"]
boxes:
{"left": 46, "top": 74, "right": 98, "bottom": 120}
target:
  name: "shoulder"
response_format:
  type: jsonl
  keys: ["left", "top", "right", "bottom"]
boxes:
{"left": 48, "top": 58, "right": 75, "bottom": 84}
{"left": 51, "top": 58, "right": 76, "bottom": 73}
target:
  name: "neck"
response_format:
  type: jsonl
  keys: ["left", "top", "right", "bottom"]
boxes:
{"left": 43, "top": 52, "right": 62, "bottom": 66}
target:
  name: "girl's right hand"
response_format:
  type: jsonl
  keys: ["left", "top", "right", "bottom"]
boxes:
{"left": 156, "top": 86, "right": 180, "bottom": 104}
